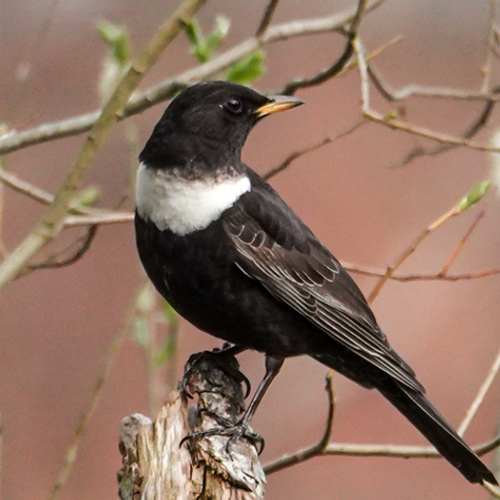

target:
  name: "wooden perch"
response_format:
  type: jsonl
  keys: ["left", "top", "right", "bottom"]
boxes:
{"left": 117, "top": 352, "right": 266, "bottom": 499}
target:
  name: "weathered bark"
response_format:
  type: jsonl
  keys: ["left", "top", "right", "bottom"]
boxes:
{"left": 117, "top": 353, "right": 265, "bottom": 500}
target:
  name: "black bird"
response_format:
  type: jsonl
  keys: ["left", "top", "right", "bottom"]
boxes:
{"left": 135, "top": 80, "right": 496, "bottom": 485}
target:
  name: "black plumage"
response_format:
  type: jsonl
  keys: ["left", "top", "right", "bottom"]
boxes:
{"left": 135, "top": 81, "right": 496, "bottom": 485}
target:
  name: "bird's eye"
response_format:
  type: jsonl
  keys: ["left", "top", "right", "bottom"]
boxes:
{"left": 224, "top": 98, "right": 243, "bottom": 114}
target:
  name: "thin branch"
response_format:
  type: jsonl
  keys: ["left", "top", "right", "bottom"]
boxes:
{"left": 345, "top": 263, "right": 500, "bottom": 282}
{"left": 255, "top": 0, "right": 280, "bottom": 37}
{"left": 63, "top": 211, "right": 134, "bottom": 227}
{"left": 0, "top": 168, "right": 55, "bottom": 205}
{"left": 439, "top": 210, "right": 484, "bottom": 277}
{"left": 354, "top": 37, "right": 500, "bottom": 155}
{"left": 366, "top": 201, "right": 472, "bottom": 304}
{"left": 324, "top": 434, "right": 500, "bottom": 458}
{"left": 49, "top": 294, "right": 138, "bottom": 500}
{"left": 369, "top": 66, "right": 498, "bottom": 166}
{"left": 373, "top": 72, "right": 499, "bottom": 167}
{"left": 368, "top": 64, "right": 500, "bottom": 102}
{"left": 0, "top": 0, "right": 208, "bottom": 291}
{"left": 264, "top": 371, "right": 336, "bottom": 475}
{"left": 24, "top": 225, "right": 98, "bottom": 274}
{"left": 282, "top": 0, "right": 369, "bottom": 95}
{"left": 0, "top": 167, "right": 134, "bottom": 229}
{"left": 350, "top": 34, "right": 497, "bottom": 302}
{"left": 264, "top": 432, "right": 500, "bottom": 476}
{"left": 30, "top": 211, "right": 500, "bottom": 285}
{"left": 0, "top": 1, "right": 383, "bottom": 157}
{"left": 263, "top": 120, "right": 367, "bottom": 180}
{"left": 458, "top": 344, "right": 500, "bottom": 437}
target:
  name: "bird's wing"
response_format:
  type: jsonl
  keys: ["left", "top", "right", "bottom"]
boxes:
{"left": 223, "top": 171, "right": 423, "bottom": 393}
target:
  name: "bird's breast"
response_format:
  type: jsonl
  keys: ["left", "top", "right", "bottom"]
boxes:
{"left": 135, "top": 163, "right": 251, "bottom": 236}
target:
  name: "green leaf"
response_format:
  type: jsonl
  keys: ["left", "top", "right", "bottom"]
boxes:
{"left": 96, "top": 20, "right": 131, "bottom": 67}
{"left": 457, "top": 180, "right": 491, "bottom": 212}
{"left": 183, "top": 17, "right": 204, "bottom": 47}
{"left": 184, "top": 16, "right": 230, "bottom": 63}
{"left": 205, "top": 15, "right": 230, "bottom": 54}
{"left": 184, "top": 17, "right": 205, "bottom": 61}
{"left": 225, "top": 50, "right": 265, "bottom": 85}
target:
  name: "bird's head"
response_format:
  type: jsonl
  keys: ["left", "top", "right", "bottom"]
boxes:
{"left": 139, "top": 81, "right": 303, "bottom": 176}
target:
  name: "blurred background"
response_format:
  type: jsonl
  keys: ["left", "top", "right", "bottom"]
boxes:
{"left": 1, "top": 0, "right": 500, "bottom": 499}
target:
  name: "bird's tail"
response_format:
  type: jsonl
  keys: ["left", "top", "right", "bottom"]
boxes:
{"left": 379, "top": 383, "right": 497, "bottom": 485}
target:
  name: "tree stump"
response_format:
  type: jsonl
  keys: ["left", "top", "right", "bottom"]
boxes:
{"left": 117, "top": 352, "right": 266, "bottom": 499}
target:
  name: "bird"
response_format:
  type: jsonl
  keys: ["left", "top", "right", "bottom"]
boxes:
{"left": 134, "top": 80, "right": 496, "bottom": 485}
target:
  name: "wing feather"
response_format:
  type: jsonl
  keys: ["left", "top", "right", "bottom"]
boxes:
{"left": 224, "top": 174, "right": 423, "bottom": 393}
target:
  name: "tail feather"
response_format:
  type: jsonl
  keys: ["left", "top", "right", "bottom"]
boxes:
{"left": 380, "top": 383, "right": 497, "bottom": 485}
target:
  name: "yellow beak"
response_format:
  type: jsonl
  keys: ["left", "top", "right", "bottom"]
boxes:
{"left": 254, "top": 95, "right": 304, "bottom": 118}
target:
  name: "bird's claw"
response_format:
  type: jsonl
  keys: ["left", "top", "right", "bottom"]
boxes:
{"left": 180, "top": 420, "right": 265, "bottom": 455}
{"left": 181, "top": 348, "right": 251, "bottom": 399}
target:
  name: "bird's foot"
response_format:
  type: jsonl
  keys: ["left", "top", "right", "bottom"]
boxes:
{"left": 180, "top": 415, "right": 265, "bottom": 455}
{"left": 181, "top": 347, "right": 251, "bottom": 399}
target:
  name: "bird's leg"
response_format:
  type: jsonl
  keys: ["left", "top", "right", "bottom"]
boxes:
{"left": 239, "top": 355, "right": 284, "bottom": 428}
{"left": 181, "top": 355, "right": 284, "bottom": 454}
{"left": 181, "top": 344, "right": 251, "bottom": 398}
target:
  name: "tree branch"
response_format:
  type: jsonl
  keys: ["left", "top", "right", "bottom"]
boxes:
{"left": 0, "top": 0, "right": 383, "bottom": 156}
{"left": 458, "top": 344, "right": 500, "bottom": 437}
{"left": 23, "top": 225, "right": 98, "bottom": 275}
{"left": 255, "top": 0, "right": 280, "bottom": 37}
{"left": 0, "top": 0, "right": 208, "bottom": 291}
{"left": 264, "top": 372, "right": 335, "bottom": 475}
{"left": 354, "top": 37, "right": 500, "bottom": 154}
{"left": 281, "top": 0, "right": 369, "bottom": 95}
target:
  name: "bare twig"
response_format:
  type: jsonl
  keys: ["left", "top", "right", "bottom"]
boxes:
{"left": 0, "top": 1, "right": 382, "bottom": 157}
{"left": 374, "top": 98, "right": 500, "bottom": 152}
{"left": 368, "top": 64, "right": 498, "bottom": 167}
{"left": 458, "top": 345, "right": 500, "bottom": 437}
{"left": 324, "top": 435, "right": 500, "bottom": 458}
{"left": 0, "top": 0, "right": 208, "bottom": 291}
{"left": 282, "top": 0, "right": 369, "bottom": 95}
{"left": 265, "top": 371, "right": 336, "bottom": 475}
{"left": 0, "top": 168, "right": 134, "bottom": 227}
{"left": 264, "top": 430, "right": 500, "bottom": 476}
{"left": 366, "top": 202, "right": 479, "bottom": 304}
{"left": 49, "top": 295, "right": 138, "bottom": 500}
{"left": 0, "top": 168, "right": 55, "bottom": 205}
{"left": 368, "top": 64, "right": 499, "bottom": 102}
{"left": 379, "top": 81, "right": 498, "bottom": 167}
{"left": 23, "top": 225, "right": 98, "bottom": 275}
{"left": 439, "top": 211, "right": 484, "bottom": 277}
{"left": 354, "top": 37, "right": 500, "bottom": 155}
{"left": 63, "top": 212, "right": 134, "bottom": 227}
{"left": 344, "top": 263, "right": 500, "bottom": 282}
{"left": 350, "top": 36, "right": 496, "bottom": 302}
{"left": 255, "top": 0, "right": 280, "bottom": 37}
{"left": 263, "top": 120, "right": 367, "bottom": 180}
